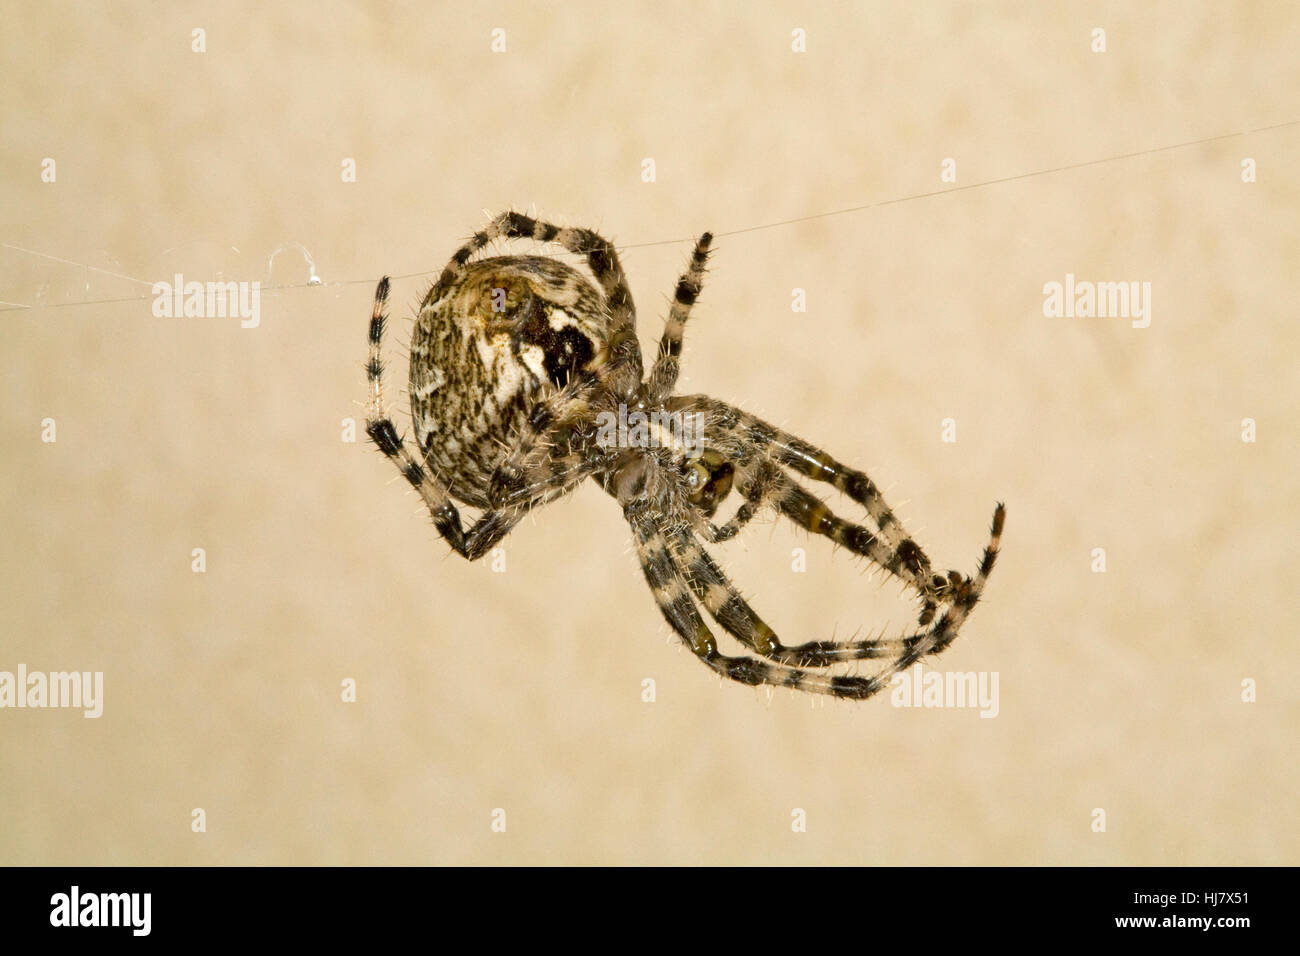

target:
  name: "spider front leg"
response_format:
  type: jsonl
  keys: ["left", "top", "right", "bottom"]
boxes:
{"left": 696, "top": 454, "right": 791, "bottom": 546}
{"left": 756, "top": 455, "right": 963, "bottom": 624}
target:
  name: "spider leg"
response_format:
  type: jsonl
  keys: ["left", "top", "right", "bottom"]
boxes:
{"left": 367, "top": 277, "right": 564, "bottom": 559}
{"left": 759, "top": 456, "right": 963, "bottom": 622}
{"left": 423, "top": 211, "right": 642, "bottom": 398}
{"left": 698, "top": 451, "right": 782, "bottom": 543}
{"left": 490, "top": 430, "right": 611, "bottom": 509}
{"left": 666, "top": 506, "right": 1003, "bottom": 669}
{"left": 646, "top": 232, "right": 712, "bottom": 404}
{"left": 627, "top": 500, "right": 913, "bottom": 699}
{"left": 484, "top": 379, "right": 605, "bottom": 508}
{"left": 686, "top": 443, "right": 948, "bottom": 624}
{"left": 701, "top": 474, "right": 768, "bottom": 543}
{"left": 674, "top": 395, "right": 971, "bottom": 601}
{"left": 699, "top": 454, "right": 953, "bottom": 624}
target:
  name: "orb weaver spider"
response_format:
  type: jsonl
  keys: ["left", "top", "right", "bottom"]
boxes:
{"left": 365, "top": 212, "right": 1004, "bottom": 699}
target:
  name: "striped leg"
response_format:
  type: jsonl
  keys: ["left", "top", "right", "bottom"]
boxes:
{"left": 701, "top": 464, "right": 773, "bottom": 543}
{"left": 765, "top": 461, "right": 958, "bottom": 620}
{"left": 666, "top": 507, "right": 1003, "bottom": 669}
{"left": 367, "top": 277, "right": 567, "bottom": 559}
{"left": 423, "top": 211, "right": 643, "bottom": 398}
{"left": 673, "top": 395, "right": 958, "bottom": 598}
{"left": 646, "top": 232, "right": 712, "bottom": 404}
{"left": 365, "top": 416, "right": 522, "bottom": 560}
{"left": 627, "top": 501, "right": 908, "bottom": 699}
{"left": 700, "top": 454, "right": 951, "bottom": 624}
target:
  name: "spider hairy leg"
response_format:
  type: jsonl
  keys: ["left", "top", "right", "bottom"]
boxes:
{"left": 667, "top": 506, "right": 1003, "bottom": 672}
{"left": 647, "top": 232, "right": 712, "bottom": 404}
{"left": 674, "top": 395, "right": 976, "bottom": 612}
{"left": 700, "top": 455, "right": 955, "bottom": 624}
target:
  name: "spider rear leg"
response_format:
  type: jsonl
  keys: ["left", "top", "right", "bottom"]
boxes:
{"left": 489, "top": 439, "right": 609, "bottom": 510}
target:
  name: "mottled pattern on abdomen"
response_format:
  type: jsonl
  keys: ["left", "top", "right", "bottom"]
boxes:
{"left": 408, "top": 255, "right": 610, "bottom": 507}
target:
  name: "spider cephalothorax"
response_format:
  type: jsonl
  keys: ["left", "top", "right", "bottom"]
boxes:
{"left": 366, "top": 211, "right": 1004, "bottom": 700}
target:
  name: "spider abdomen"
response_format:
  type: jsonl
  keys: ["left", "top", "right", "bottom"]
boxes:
{"left": 409, "top": 255, "right": 610, "bottom": 506}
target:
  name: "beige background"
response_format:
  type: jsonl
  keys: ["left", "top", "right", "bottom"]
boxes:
{"left": 2, "top": 2, "right": 1297, "bottom": 865}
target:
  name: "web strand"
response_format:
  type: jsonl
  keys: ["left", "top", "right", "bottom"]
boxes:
{"left": 2, "top": 118, "right": 1294, "bottom": 314}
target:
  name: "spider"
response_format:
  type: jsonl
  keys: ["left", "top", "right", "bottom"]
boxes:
{"left": 364, "top": 212, "right": 1004, "bottom": 700}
